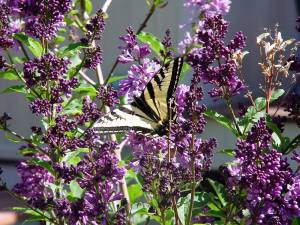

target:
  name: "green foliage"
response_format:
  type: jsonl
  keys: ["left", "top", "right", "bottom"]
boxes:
{"left": 128, "top": 184, "right": 144, "bottom": 204}
{"left": 107, "top": 75, "right": 127, "bottom": 84}
{"left": 207, "top": 179, "right": 227, "bottom": 207}
{"left": 0, "top": 70, "right": 19, "bottom": 80}
{"left": 238, "top": 89, "right": 285, "bottom": 136}
{"left": 137, "top": 32, "right": 165, "bottom": 57}
{"left": 18, "top": 147, "right": 39, "bottom": 155}
{"left": 68, "top": 180, "right": 85, "bottom": 201}
{"left": 292, "top": 217, "right": 300, "bottom": 225}
{"left": 2, "top": 85, "right": 27, "bottom": 94}
{"left": 30, "top": 158, "right": 55, "bottom": 175}
{"left": 59, "top": 42, "right": 88, "bottom": 57}
{"left": 62, "top": 148, "right": 89, "bottom": 166}
{"left": 14, "top": 33, "right": 43, "bottom": 57}
{"left": 204, "top": 109, "right": 237, "bottom": 135}
{"left": 84, "top": 0, "right": 93, "bottom": 14}
{"left": 12, "top": 207, "right": 48, "bottom": 222}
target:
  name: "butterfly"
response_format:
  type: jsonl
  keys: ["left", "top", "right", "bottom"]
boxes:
{"left": 94, "top": 57, "right": 184, "bottom": 135}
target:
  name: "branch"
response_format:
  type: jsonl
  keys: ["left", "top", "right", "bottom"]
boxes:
{"left": 102, "top": 0, "right": 113, "bottom": 12}
{"left": 79, "top": 71, "right": 97, "bottom": 86}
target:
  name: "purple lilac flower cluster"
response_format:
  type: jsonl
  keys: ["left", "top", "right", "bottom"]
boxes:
{"left": 184, "top": 0, "right": 231, "bottom": 18}
{"left": 227, "top": 118, "right": 300, "bottom": 224}
{"left": 14, "top": 107, "right": 125, "bottom": 224}
{"left": 82, "top": 10, "right": 106, "bottom": 70}
{"left": 52, "top": 141, "right": 126, "bottom": 225}
{"left": 0, "top": 3, "right": 14, "bottom": 49}
{"left": 118, "top": 27, "right": 161, "bottom": 102}
{"left": 13, "top": 154, "right": 54, "bottom": 209}
{"left": 186, "top": 15, "right": 246, "bottom": 100}
{"left": 23, "top": 53, "right": 78, "bottom": 116}
{"left": 126, "top": 83, "right": 217, "bottom": 210}
{"left": 17, "top": 0, "right": 72, "bottom": 40}
{"left": 97, "top": 85, "right": 120, "bottom": 108}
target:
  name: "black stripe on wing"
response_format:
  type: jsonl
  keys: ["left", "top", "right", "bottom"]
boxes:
{"left": 132, "top": 93, "right": 160, "bottom": 122}
{"left": 131, "top": 57, "right": 184, "bottom": 124}
{"left": 167, "top": 57, "right": 184, "bottom": 102}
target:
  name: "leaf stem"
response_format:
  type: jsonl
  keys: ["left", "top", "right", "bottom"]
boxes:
{"left": 17, "top": 41, "right": 30, "bottom": 61}
{"left": 104, "top": 3, "right": 157, "bottom": 84}
{"left": 3, "top": 127, "right": 49, "bottom": 157}
{"left": 186, "top": 133, "right": 196, "bottom": 225}
{"left": 5, "top": 50, "right": 41, "bottom": 98}
{"left": 226, "top": 99, "right": 242, "bottom": 137}
{"left": 283, "top": 134, "right": 300, "bottom": 155}
{"left": 6, "top": 190, "right": 57, "bottom": 224}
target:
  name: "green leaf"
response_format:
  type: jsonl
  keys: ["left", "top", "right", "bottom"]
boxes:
{"left": 266, "top": 115, "right": 285, "bottom": 148}
{"left": 18, "top": 147, "right": 39, "bottom": 156}
{"left": 204, "top": 109, "right": 236, "bottom": 134}
{"left": 84, "top": 0, "right": 93, "bottom": 14}
{"left": 69, "top": 180, "right": 85, "bottom": 199}
{"left": 193, "top": 192, "right": 212, "bottom": 216}
{"left": 271, "top": 89, "right": 285, "bottom": 101}
{"left": 292, "top": 217, "right": 300, "bottom": 225}
{"left": 254, "top": 89, "right": 285, "bottom": 112}
{"left": 218, "top": 148, "right": 235, "bottom": 157}
{"left": 137, "top": 32, "right": 164, "bottom": 57}
{"left": 30, "top": 158, "right": 55, "bottom": 175}
{"left": 46, "top": 183, "right": 61, "bottom": 196}
{"left": 153, "top": 0, "right": 167, "bottom": 7}
{"left": 4, "top": 133, "right": 21, "bottom": 143}
{"left": 207, "top": 179, "right": 227, "bottom": 207}
{"left": 62, "top": 148, "right": 89, "bottom": 166}
{"left": 12, "top": 207, "right": 47, "bottom": 221}
{"left": 0, "top": 70, "right": 19, "bottom": 80}
{"left": 53, "top": 36, "right": 65, "bottom": 44}
{"left": 108, "top": 75, "right": 127, "bottom": 84}
{"left": 204, "top": 209, "right": 225, "bottom": 218}
{"left": 72, "top": 86, "right": 97, "bottom": 98}
{"left": 2, "top": 85, "right": 27, "bottom": 94}
{"left": 128, "top": 184, "right": 143, "bottom": 204}
{"left": 59, "top": 42, "right": 88, "bottom": 57}
{"left": 14, "top": 57, "right": 26, "bottom": 64}
{"left": 14, "top": 33, "right": 43, "bottom": 57}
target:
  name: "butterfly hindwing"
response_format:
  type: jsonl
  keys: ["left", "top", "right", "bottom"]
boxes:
{"left": 93, "top": 105, "right": 158, "bottom": 133}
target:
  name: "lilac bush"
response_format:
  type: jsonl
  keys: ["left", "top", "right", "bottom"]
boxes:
{"left": 0, "top": 0, "right": 300, "bottom": 224}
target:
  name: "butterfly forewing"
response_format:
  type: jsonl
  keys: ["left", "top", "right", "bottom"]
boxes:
{"left": 143, "top": 57, "right": 184, "bottom": 122}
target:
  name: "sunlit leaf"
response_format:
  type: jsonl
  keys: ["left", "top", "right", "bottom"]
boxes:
{"left": 14, "top": 33, "right": 43, "bottom": 57}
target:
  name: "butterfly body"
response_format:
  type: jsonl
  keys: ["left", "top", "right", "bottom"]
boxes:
{"left": 94, "top": 57, "right": 184, "bottom": 135}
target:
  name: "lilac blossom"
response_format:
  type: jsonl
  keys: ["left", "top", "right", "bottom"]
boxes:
{"left": 184, "top": 0, "right": 231, "bottom": 17}
{"left": 83, "top": 46, "right": 103, "bottom": 69}
{"left": 118, "top": 27, "right": 150, "bottom": 64}
{"left": 85, "top": 10, "right": 106, "bottom": 42}
{"left": 0, "top": 3, "right": 14, "bottom": 49}
{"left": 97, "top": 85, "right": 120, "bottom": 108}
{"left": 227, "top": 118, "right": 300, "bottom": 224}
{"left": 119, "top": 59, "right": 161, "bottom": 102}
{"left": 18, "top": 0, "right": 72, "bottom": 40}
{"left": 13, "top": 154, "right": 54, "bottom": 209}
{"left": 23, "top": 53, "right": 78, "bottom": 116}
{"left": 176, "top": 84, "right": 190, "bottom": 117}
{"left": 186, "top": 15, "right": 246, "bottom": 100}
{"left": 82, "top": 10, "right": 106, "bottom": 70}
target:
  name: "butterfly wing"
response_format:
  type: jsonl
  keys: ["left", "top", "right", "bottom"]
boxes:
{"left": 93, "top": 105, "right": 158, "bottom": 134}
{"left": 94, "top": 57, "right": 184, "bottom": 134}
{"left": 141, "top": 57, "right": 184, "bottom": 122}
